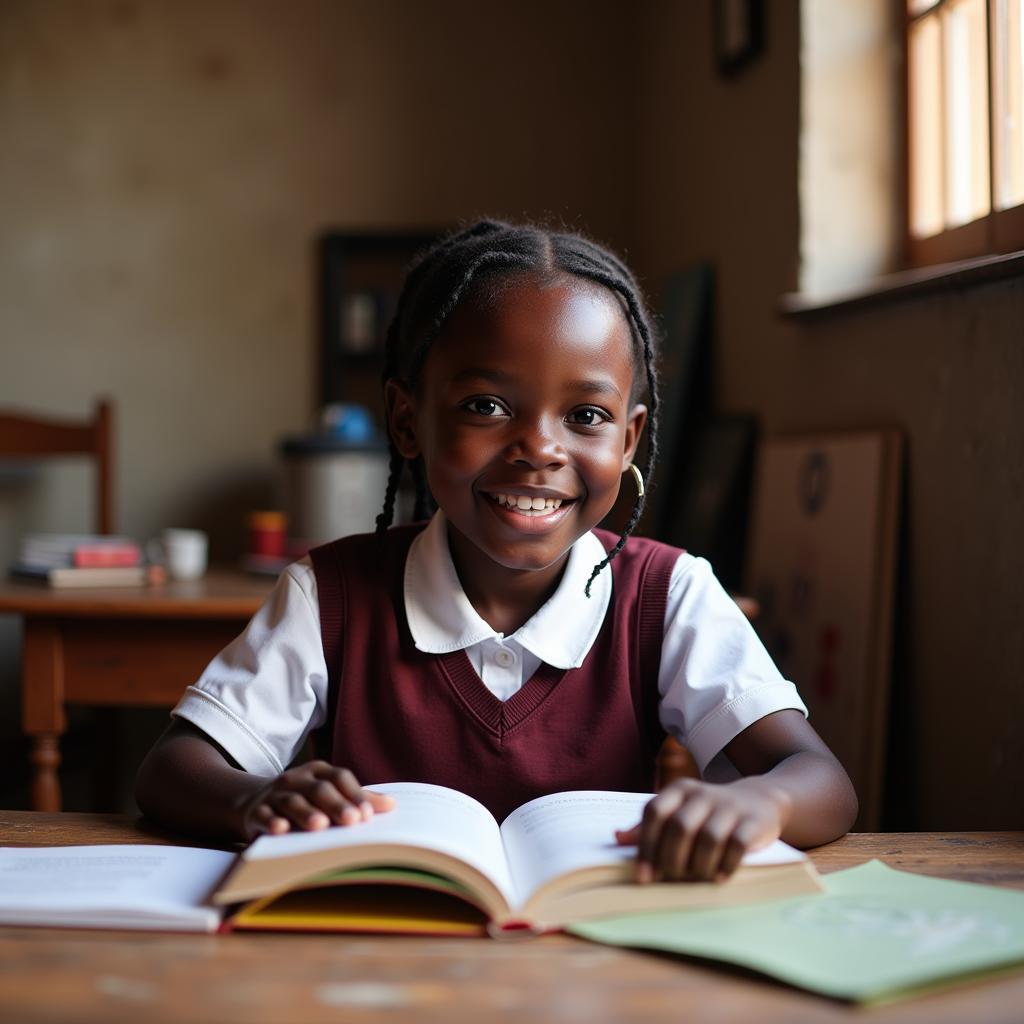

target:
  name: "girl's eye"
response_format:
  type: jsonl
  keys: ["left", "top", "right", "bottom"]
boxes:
{"left": 567, "top": 407, "right": 609, "bottom": 427}
{"left": 464, "top": 397, "right": 507, "bottom": 417}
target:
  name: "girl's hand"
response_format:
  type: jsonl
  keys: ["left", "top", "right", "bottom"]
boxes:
{"left": 239, "top": 761, "right": 395, "bottom": 840}
{"left": 614, "top": 777, "right": 793, "bottom": 883}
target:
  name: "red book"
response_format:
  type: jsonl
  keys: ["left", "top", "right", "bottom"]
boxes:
{"left": 72, "top": 544, "right": 141, "bottom": 568}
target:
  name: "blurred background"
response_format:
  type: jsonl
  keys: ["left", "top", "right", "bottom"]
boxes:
{"left": 0, "top": 0, "right": 1021, "bottom": 830}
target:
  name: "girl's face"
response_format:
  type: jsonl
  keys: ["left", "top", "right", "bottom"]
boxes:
{"left": 387, "top": 274, "right": 647, "bottom": 587}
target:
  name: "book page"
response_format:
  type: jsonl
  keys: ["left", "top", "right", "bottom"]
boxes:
{"left": 500, "top": 791, "right": 807, "bottom": 904}
{"left": 500, "top": 791, "right": 646, "bottom": 903}
{"left": 244, "top": 782, "right": 516, "bottom": 907}
{"left": 0, "top": 845, "right": 235, "bottom": 931}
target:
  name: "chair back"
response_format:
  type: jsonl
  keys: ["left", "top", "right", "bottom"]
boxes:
{"left": 0, "top": 399, "right": 115, "bottom": 533}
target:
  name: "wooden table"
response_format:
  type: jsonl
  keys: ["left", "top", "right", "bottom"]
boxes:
{"left": 0, "top": 571, "right": 272, "bottom": 811}
{"left": 0, "top": 816, "right": 1021, "bottom": 1023}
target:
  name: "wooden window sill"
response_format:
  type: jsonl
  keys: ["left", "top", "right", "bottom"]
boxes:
{"left": 779, "top": 249, "right": 1024, "bottom": 319}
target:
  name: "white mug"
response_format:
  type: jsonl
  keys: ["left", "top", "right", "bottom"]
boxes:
{"left": 148, "top": 528, "right": 208, "bottom": 581}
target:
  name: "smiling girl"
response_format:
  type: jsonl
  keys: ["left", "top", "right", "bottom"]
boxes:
{"left": 136, "top": 221, "right": 857, "bottom": 882}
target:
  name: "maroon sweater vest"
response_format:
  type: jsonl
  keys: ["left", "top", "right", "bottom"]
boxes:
{"left": 310, "top": 524, "right": 680, "bottom": 822}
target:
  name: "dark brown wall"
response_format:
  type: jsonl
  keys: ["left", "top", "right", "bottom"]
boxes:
{"left": 633, "top": 1, "right": 1023, "bottom": 829}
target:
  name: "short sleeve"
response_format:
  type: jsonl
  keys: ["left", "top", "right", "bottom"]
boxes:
{"left": 171, "top": 558, "right": 328, "bottom": 776}
{"left": 658, "top": 554, "right": 808, "bottom": 775}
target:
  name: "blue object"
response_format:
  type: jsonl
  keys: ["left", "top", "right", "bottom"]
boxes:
{"left": 320, "top": 404, "right": 378, "bottom": 445}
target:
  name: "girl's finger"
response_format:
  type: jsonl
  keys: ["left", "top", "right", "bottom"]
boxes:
{"left": 613, "top": 824, "right": 641, "bottom": 846}
{"left": 635, "top": 789, "right": 685, "bottom": 882}
{"left": 311, "top": 765, "right": 379, "bottom": 820}
{"left": 659, "top": 796, "right": 713, "bottom": 881}
{"left": 274, "top": 790, "right": 330, "bottom": 830}
{"left": 689, "top": 808, "right": 739, "bottom": 880}
{"left": 249, "top": 803, "right": 290, "bottom": 837}
{"left": 301, "top": 778, "right": 364, "bottom": 826}
{"left": 717, "top": 819, "right": 762, "bottom": 879}
{"left": 363, "top": 789, "right": 397, "bottom": 812}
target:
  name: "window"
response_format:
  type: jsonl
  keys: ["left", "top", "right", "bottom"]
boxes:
{"left": 907, "top": 0, "right": 1024, "bottom": 264}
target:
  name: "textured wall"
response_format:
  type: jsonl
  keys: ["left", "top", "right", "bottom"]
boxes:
{"left": 633, "top": 1, "right": 1023, "bottom": 829}
{"left": 0, "top": 0, "right": 635, "bottom": 551}
{"left": 0, "top": 0, "right": 636, "bottom": 803}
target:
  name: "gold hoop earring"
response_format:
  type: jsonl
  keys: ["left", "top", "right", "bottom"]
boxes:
{"left": 627, "top": 463, "right": 645, "bottom": 498}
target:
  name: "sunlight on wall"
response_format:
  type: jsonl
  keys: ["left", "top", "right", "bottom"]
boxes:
{"left": 800, "top": 0, "right": 902, "bottom": 296}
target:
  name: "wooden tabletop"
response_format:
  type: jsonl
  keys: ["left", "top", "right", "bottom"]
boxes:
{"left": 0, "top": 567, "right": 274, "bottom": 619}
{"left": 1, "top": 813, "right": 1023, "bottom": 1023}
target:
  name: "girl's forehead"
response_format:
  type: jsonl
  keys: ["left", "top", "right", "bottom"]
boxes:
{"left": 442, "top": 273, "right": 631, "bottom": 350}
{"left": 420, "top": 276, "right": 637, "bottom": 398}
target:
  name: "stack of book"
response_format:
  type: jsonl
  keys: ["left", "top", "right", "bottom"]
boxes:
{"left": 9, "top": 534, "right": 150, "bottom": 588}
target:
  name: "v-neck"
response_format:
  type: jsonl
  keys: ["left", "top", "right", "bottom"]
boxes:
{"left": 436, "top": 650, "right": 568, "bottom": 739}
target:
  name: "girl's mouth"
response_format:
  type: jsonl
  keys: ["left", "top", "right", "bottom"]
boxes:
{"left": 488, "top": 493, "right": 572, "bottom": 517}
{"left": 481, "top": 492, "right": 579, "bottom": 532}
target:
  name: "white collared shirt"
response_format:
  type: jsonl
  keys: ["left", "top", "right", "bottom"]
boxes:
{"left": 173, "top": 513, "right": 807, "bottom": 781}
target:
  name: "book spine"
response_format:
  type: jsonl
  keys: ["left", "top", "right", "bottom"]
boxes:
{"left": 73, "top": 546, "right": 141, "bottom": 568}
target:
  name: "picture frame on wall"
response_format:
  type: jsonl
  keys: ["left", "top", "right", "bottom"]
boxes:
{"left": 713, "top": 0, "right": 764, "bottom": 77}
{"left": 745, "top": 429, "right": 903, "bottom": 831}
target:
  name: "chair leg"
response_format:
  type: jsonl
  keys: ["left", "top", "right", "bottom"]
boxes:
{"left": 29, "top": 734, "right": 61, "bottom": 811}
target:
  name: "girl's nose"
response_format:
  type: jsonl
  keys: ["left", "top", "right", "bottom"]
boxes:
{"left": 504, "top": 418, "right": 567, "bottom": 469}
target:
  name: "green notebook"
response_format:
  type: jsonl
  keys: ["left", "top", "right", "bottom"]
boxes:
{"left": 569, "top": 860, "right": 1024, "bottom": 1004}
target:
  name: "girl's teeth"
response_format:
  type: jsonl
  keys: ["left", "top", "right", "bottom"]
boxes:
{"left": 492, "top": 493, "right": 564, "bottom": 514}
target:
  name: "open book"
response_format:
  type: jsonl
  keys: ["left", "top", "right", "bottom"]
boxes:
{"left": 0, "top": 844, "right": 235, "bottom": 932}
{"left": 215, "top": 783, "right": 822, "bottom": 936}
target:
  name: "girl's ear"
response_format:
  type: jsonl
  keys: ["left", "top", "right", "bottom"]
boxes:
{"left": 385, "top": 379, "right": 420, "bottom": 459}
{"left": 620, "top": 403, "right": 648, "bottom": 470}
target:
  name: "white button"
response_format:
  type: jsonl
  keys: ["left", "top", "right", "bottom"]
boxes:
{"left": 495, "top": 648, "right": 516, "bottom": 668}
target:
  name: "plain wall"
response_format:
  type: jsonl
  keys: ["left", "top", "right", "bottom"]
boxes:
{"left": 1, "top": 0, "right": 637, "bottom": 551}
{"left": 0, "top": 0, "right": 638, "bottom": 803}
{"left": 633, "top": 1, "right": 1023, "bottom": 829}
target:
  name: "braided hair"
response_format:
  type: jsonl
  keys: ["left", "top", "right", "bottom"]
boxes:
{"left": 376, "top": 220, "right": 660, "bottom": 597}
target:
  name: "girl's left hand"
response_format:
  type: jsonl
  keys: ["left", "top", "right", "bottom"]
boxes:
{"left": 614, "top": 776, "right": 793, "bottom": 883}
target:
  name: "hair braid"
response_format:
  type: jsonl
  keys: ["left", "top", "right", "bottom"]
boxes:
{"left": 374, "top": 448, "right": 406, "bottom": 536}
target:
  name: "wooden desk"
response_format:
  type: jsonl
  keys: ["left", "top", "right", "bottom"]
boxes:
{"left": 0, "top": 815, "right": 1022, "bottom": 1023}
{"left": 0, "top": 571, "right": 272, "bottom": 811}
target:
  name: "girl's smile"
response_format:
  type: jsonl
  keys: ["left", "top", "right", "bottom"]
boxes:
{"left": 482, "top": 489, "right": 576, "bottom": 530}
{"left": 387, "top": 272, "right": 647, "bottom": 627}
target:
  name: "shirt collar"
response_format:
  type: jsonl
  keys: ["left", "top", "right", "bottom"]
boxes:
{"left": 404, "top": 511, "right": 612, "bottom": 669}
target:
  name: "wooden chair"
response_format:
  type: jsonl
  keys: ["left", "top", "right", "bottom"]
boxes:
{"left": 0, "top": 399, "right": 115, "bottom": 533}
{"left": 0, "top": 399, "right": 117, "bottom": 809}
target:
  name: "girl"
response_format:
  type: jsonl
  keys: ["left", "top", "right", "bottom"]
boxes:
{"left": 136, "top": 221, "right": 857, "bottom": 883}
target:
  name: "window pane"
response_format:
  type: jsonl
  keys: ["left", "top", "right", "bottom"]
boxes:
{"left": 942, "top": 0, "right": 991, "bottom": 227}
{"left": 910, "top": 14, "right": 945, "bottom": 237}
{"left": 994, "top": 0, "right": 1024, "bottom": 208}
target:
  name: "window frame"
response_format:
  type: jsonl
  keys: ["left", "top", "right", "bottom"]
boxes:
{"left": 905, "top": 0, "right": 1024, "bottom": 266}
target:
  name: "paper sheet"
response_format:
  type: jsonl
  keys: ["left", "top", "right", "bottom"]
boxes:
{"left": 570, "top": 860, "right": 1024, "bottom": 1003}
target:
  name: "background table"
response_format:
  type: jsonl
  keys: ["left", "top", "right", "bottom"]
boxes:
{"left": 0, "top": 815, "right": 1022, "bottom": 1023}
{"left": 0, "top": 570, "right": 272, "bottom": 811}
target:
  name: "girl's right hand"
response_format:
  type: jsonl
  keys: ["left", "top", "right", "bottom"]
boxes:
{"left": 240, "top": 761, "right": 395, "bottom": 840}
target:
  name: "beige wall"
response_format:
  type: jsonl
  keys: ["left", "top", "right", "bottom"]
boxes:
{"left": 0, "top": 0, "right": 637, "bottom": 797}
{"left": 1, "top": 0, "right": 635, "bottom": 552}
{"left": 634, "top": 2, "right": 1023, "bottom": 829}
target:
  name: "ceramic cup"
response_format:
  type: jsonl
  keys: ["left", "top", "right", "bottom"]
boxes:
{"left": 148, "top": 528, "right": 208, "bottom": 581}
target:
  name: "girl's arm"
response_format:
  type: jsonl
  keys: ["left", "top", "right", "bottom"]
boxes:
{"left": 615, "top": 709, "right": 857, "bottom": 882}
{"left": 135, "top": 719, "right": 393, "bottom": 843}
